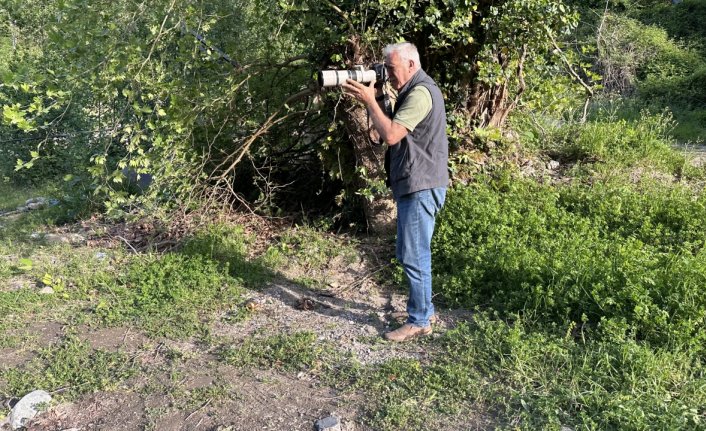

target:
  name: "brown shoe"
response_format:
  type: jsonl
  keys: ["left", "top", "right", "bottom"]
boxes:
{"left": 384, "top": 323, "right": 432, "bottom": 342}
{"left": 390, "top": 312, "right": 438, "bottom": 325}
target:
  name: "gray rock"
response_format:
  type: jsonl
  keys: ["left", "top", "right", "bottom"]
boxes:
{"left": 26, "top": 202, "right": 45, "bottom": 210}
{"left": 9, "top": 390, "right": 51, "bottom": 429}
{"left": 25, "top": 197, "right": 47, "bottom": 206}
{"left": 547, "top": 160, "right": 560, "bottom": 170}
{"left": 39, "top": 286, "right": 54, "bottom": 295}
{"left": 315, "top": 415, "right": 341, "bottom": 431}
{"left": 44, "top": 233, "right": 85, "bottom": 245}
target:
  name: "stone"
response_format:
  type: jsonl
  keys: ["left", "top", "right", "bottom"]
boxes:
{"left": 547, "top": 160, "right": 560, "bottom": 170}
{"left": 25, "top": 197, "right": 47, "bottom": 206}
{"left": 39, "top": 286, "right": 54, "bottom": 295}
{"left": 314, "top": 415, "right": 342, "bottom": 431}
{"left": 9, "top": 390, "right": 51, "bottom": 429}
{"left": 26, "top": 202, "right": 45, "bottom": 211}
{"left": 44, "top": 233, "right": 85, "bottom": 245}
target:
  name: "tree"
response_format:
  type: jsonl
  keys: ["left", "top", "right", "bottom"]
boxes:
{"left": 1, "top": 0, "right": 583, "bottom": 229}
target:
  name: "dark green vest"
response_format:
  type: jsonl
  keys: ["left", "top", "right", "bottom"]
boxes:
{"left": 387, "top": 69, "right": 449, "bottom": 199}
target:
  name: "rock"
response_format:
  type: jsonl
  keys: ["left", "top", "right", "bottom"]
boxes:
{"left": 25, "top": 197, "right": 47, "bottom": 206}
{"left": 9, "top": 390, "right": 51, "bottom": 429}
{"left": 547, "top": 160, "right": 560, "bottom": 170}
{"left": 26, "top": 202, "right": 45, "bottom": 211}
{"left": 44, "top": 233, "right": 85, "bottom": 245}
{"left": 39, "top": 286, "right": 54, "bottom": 295}
{"left": 314, "top": 415, "right": 341, "bottom": 431}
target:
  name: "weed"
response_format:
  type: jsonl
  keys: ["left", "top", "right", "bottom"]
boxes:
{"left": 433, "top": 175, "right": 706, "bottom": 348}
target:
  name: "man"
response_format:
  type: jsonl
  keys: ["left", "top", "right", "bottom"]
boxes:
{"left": 342, "top": 42, "right": 449, "bottom": 342}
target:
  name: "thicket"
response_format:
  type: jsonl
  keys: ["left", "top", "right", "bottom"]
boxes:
{"left": 1, "top": 0, "right": 585, "bottom": 222}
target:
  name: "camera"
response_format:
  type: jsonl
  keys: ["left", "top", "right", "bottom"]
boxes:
{"left": 317, "top": 63, "right": 387, "bottom": 87}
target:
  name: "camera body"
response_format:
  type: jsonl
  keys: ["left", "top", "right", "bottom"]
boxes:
{"left": 317, "top": 63, "right": 387, "bottom": 87}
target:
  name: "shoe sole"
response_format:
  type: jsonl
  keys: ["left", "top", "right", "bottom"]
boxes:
{"left": 384, "top": 327, "right": 433, "bottom": 342}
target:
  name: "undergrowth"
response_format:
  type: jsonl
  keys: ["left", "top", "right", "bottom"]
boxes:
{"left": 434, "top": 174, "right": 706, "bottom": 349}
{"left": 347, "top": 314, "right": 706, "bottom": 430}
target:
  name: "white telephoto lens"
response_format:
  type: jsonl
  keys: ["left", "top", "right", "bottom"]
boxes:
{"left": 318, "top": 69, "right": 378, "bottom": 87}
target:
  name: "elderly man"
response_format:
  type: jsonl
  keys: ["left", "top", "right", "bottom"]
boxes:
{"left": 343, "top": 42, "right": 449, "bottom": 342}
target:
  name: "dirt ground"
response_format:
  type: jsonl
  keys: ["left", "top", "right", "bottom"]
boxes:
{"left": 0, "top": 218, "right": 480, "bottom": 431}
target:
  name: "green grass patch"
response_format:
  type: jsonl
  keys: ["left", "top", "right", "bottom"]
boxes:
{"left": 219, "top": 331, "right": 336, "bottom": 372}
{"left": 434, "top": 175, "right": 706, "bottom": 348}
{"left": 181, "top": 223, "right": 272, "bottom": 287}
{"left": 346, "top": 314, "right": 706, "bottom": 430}
{"left": 0, "top": 289, "right": 55, "bottom": 338}
{"left": 92, "top": 253, "right": 242, "bottom": 339}
{"left": 0, "top": 335, "right": 137, "bottom": 400}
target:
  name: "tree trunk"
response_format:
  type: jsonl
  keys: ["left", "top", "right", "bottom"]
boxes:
{"left": 344, "top": 105, "right": 397, "bottom": 234}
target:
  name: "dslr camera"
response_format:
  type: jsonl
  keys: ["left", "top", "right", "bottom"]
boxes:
{"left": 317, "top": 63, "right": 387, "bottom": 87}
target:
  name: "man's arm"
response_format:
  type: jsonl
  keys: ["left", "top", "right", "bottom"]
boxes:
{"left": 341, "top": 79, "right": 408, "bottom": 145}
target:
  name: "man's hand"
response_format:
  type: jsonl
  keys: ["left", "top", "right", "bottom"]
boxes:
{"left": 341, "top": 79, "right": 377, "bottom": 106}
{"left": 341, "top": 78, "right": 407, "bottom": 146}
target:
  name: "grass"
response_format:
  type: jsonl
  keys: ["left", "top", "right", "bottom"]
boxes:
{"left": 219, "top": 331, "right": 338, "bottom": 373}
{"left": 0, "top": 335, "right": 137, "bottom": 400}
{"left": 336, "top": 314, "right": 706, "bottom": 430}
{"left": 261, "top": 225, "right": 360, "bottom": 285}
{"left": 90, "top": 252, "right": 243, "bottom": 339}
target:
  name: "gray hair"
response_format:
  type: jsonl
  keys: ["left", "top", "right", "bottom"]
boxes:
{"left": 384, "top": 42, "right": 421, "bottom": 69}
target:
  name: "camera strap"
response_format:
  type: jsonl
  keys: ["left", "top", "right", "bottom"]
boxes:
{"left": 368, "top": 92, "right": 392, "bottom": 147}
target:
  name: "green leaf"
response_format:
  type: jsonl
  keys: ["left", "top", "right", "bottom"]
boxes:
{"left": 18, "top": 258, "right": 33, "bottom": 271}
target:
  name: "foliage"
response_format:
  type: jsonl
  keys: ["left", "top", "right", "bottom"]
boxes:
{"left": 433, "top": 174, "right": 706, "bottom": 349}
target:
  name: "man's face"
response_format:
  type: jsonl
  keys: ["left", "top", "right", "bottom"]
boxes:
{"left": 384, "top": 51, "right": 415, "bottom": 91}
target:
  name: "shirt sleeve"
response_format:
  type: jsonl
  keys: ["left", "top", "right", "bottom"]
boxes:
{"left": 392, "top": 86, "right": 432, "bottom": 132}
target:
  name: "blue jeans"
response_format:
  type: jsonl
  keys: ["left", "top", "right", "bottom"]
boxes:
{"left": 396, "top": 187, "right": 446, "bottom": 327}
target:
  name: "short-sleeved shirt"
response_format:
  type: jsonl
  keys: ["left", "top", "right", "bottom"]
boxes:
{"left": 392, "top": 86, "right": 432, "bottom": 132}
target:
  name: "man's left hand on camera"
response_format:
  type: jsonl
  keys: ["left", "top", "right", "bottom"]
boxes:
{"left": 342, "top": 79, "right": 377, "bottom": 107}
